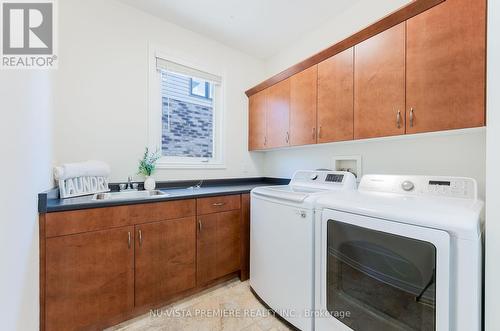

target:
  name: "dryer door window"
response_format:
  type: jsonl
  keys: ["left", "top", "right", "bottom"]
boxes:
{"left": 326, "top": 220, "right": 436, "bottom": 331}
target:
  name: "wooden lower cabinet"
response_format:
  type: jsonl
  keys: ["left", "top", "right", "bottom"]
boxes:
{"left": 197, "top": 210, "right": 241, "bottom": 285}
{"left": 197, "top": 194, "right": 241, "bottom": 215}
{"left": 45, "top": 226, "right": 134, "bottom": 331}
{"left": 134, "top": 217, "right": 196, "bottom": 307}
{"left": 240, "top": 194, "right": 250, "bottom": 281}
{"left": 41, "top": 197, "right": 246, "bottom": 331}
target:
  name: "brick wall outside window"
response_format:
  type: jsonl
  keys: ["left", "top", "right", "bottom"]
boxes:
{"left": 162, "top": 97, "right": 214, "bottom": 158}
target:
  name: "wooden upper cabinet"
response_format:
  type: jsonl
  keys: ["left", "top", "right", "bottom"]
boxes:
{"left": 45, "top": 227, "right": 134, "bottom": 331}
{"left": 247, "top": 0, "right": 486, "bottom": 147}
{"left": 290, "top": 66, "right": 318, "bottom": 146}
{"left": 248, "top": 90, "right": 267, "bottom": 150}
{"left": 266, "top": 79, "right": 290, "bottom": 148}
{"left": 406, "top": 0, "right": 486, "bottom": 133}
{"left": 354, "top": 23, "right": 406, "bottom": 139}
{"left": 134, "top": 217, "right": 196, "bottom": 308}
{"left": 317, "top": 48, "right": 354, "bottom": 143}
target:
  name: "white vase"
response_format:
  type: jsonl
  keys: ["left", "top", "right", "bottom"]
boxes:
{"left": 144, "top": 176, "right": 156, "bottom": 191}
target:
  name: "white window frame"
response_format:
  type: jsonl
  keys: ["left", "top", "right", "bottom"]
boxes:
{"left": 148, "top": 44, "right": 226, "bottom": 169}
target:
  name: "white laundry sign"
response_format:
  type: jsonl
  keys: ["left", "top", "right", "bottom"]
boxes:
{"left": 59, "top": 176, "right": 110, "bottom": 198}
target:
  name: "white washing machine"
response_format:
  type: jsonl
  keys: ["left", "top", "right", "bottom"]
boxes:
{"left": 250, "top": 170, "right": 357, "bottom": 331}
{"left": 314, "top": 175, "right": 484, "bottom": 331}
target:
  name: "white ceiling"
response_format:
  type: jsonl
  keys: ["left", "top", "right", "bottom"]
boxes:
{"left": 118, "top": 0, "right": 363, "bottom": 59}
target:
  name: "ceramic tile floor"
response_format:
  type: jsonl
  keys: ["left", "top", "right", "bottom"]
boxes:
{"left": 105, "top": 279, "right": 293, "bottom": 331}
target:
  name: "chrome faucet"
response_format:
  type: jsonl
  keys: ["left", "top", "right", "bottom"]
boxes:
{"left": 119, "top": 176, "right": 137, "bottom": 191}
{"left": 188, "top": 180, "right": 203, "bottom": 190}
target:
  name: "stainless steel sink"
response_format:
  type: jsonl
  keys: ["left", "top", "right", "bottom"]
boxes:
{"left": 92, "top": 190, "right": 168, "bottom": 201}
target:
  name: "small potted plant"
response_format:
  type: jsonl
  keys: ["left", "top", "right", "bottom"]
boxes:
{"left": 138, "top": 147, "right": 161, "bottom": 191}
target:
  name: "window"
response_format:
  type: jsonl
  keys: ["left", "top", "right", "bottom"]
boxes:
{"left": 149, "top": 52, "right": 224, "bottom": 168}
{"left": 190, "top": 78, "right": 213, "bottom": 99}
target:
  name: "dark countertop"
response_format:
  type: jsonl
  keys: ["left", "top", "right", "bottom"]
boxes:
{"left": 39, "top": 177, "right": 289, "bottom": 213}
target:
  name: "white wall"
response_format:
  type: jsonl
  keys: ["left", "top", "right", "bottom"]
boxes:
{"left": 265, "top": 0, "right": 410, "bottom": 75}
{"left": 264, "top": 129, "right": 486, "bottom": 198}
{"left": 54, "top": 0, "right": 266, "bottom": 182}
{"left": 0, "top": 72, "right": 53, "bottom": 330}
{"left": 485, "top": 0, "right": 499, "bottom": 328}
{"left": 261, "top": 0, "right": 486, "bottom": 199}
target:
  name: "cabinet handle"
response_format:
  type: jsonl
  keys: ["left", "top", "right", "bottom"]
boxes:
{"left": 285, "top": 132, "right": 289, "bottom": 144}
{"left": 212, "top": 202, "right": 226, "bottom": 207}
{"left": 410, "top": 108, "right": 415, "bottom": 127}
{"left": 396, "top": 110, "right": 401, "bottom": 129}
{"left": 318, "top": 126, "right": 322, "bottom": 139}
{"left": 264, "top": 136, "right": 267, "bottom": 146}
{"left": 312, "top": 127, "right": 316, "bottom": 140}
{"left": 198, "top": 219, "right": 202, "bottom": 232}
{"left": 127, "top": 231, "right": 131, "bottom": 249}
{"left": 138, "top": 229, "right": 143, "bottom": 247}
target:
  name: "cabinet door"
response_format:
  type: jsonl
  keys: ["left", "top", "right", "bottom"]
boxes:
{"left": 197, "top": 213, "right": 218, "bottom": 284}
{"left": 354, "top": 23, "right": 406, "bottom": 139}
{"left": 248, "top": 90, "right": 267, "bottom": 150}
{"left": 197, "top": 210, "right": 241, "bottom": 285}
{"left": 290, "top": 65, "right": 318, "bottom": 146}
{"left": 266, "top": 79, "right": 290, "bottom": 148}
{"left": 406, "top": 0, "right": 486, "bottom": 133}
{"left": 217, "top": 210, "right": 242, "bottom": 277}
{"left": 135, "top": 217, "right": 196, "bottom": 307}
{"left": 45, "top": 227, "right": 134, "bottom": 331}
{"left": 317, "top": 48, "right": 354, "bottom": 143}
{"left": 240, "top": 194, "right": 250, "bottom": 281}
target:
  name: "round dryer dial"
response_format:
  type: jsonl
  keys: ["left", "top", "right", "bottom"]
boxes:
{"left": 401, "top": 180, "right": 415, "bottom": 191}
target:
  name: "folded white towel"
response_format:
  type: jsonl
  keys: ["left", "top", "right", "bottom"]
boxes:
{"left": 54, "top": 161, "right": 111, "bottom": 180}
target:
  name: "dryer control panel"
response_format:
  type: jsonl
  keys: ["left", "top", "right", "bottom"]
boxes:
{"left": 359, "top": 175, "right": 477, "bottom": 200}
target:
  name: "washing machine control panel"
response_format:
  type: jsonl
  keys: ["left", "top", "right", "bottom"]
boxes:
{"left": 360, "top": 175, "right": 477, "bottom": 200}
{"left": 325, "top": 173, "right": 345, "bottom": 183}
{"left": 290, "top": 170, "right": 357, "bottom": 190}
